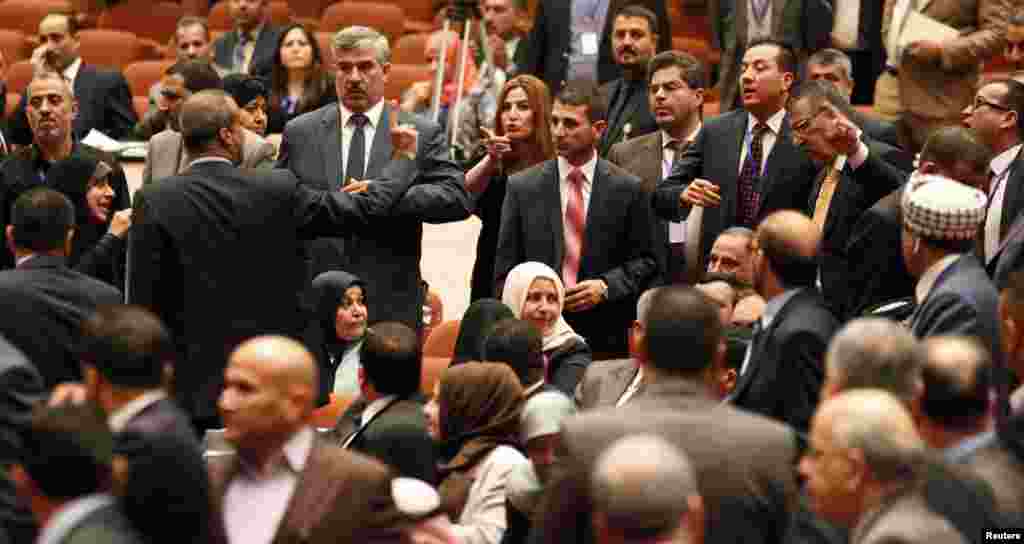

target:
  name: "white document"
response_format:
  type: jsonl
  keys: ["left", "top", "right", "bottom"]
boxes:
{"left": 899, "top": 11, "right": 959, "bottom": 49}
{"left": 581, "top": 32, "right": 599, "bottom": 55}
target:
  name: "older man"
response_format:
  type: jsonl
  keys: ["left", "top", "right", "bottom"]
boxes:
{"left": 821, "top": 318, "right": 920, "bottom": 404}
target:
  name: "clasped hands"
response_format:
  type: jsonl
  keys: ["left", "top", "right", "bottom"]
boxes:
{"left": 564, "top": 279, "right": 608, "bottom": 313}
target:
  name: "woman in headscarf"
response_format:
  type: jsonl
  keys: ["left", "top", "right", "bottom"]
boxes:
{"left": 310, "top": 271, "right": 368, "bottom": 403}
{"left": 464, "top": 75, "right": 554, "bottom": 301}
{"left": 451, "top": 298, "right": 515, "bottom": 365}
{"left": 49, "top": 155, "right": 129, "bottom": 288}
{"left": 503, "top": 391, "right": 576, "bottom": 544}
{"left": 501, "top": 262, "right": 592, "bottom": 395}
{"left": 424, "top": 362, "right": 528, "bottom": 544}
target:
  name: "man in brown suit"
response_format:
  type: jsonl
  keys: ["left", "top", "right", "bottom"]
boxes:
{"left": 800, "top": 390, "right": 967, "bottom": 544}
{"left": 209, "top": 335, "right": 442, "bottom": 544}
{"left": 874, "top": 0, "right": 1012, "bottom": 151}
{"left": 539, "top": 286, "right": 799, "bottom": 544}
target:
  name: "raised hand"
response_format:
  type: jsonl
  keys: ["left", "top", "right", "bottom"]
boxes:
{"left": 390, "top": 100, "right": 419, "bottom": 161}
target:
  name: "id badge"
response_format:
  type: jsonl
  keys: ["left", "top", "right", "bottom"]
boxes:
{"left": 581, "top": 32, "right": 599, "bottom": 55}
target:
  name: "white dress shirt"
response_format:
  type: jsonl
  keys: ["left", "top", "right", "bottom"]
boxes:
{"left": 557, "top": 151, "right": 598, "bottom": 220}
{"left": 832, "top": 0, "right": 862, "bottom": 49}
{"left": 339, "top": 99, "right": 386, "bottom": 179}
{"left": 665, "top": 125, "right": 702, "bottom": 244}
{"left": 63, "top": 57, "right": 82, "bottom": 89}
{"left": 914, "top": 253, "right": 962, "bottom": 304}
{"left": 107, "top": 390, "right": 168, "bottom": 433}
{"left": 985, "top": 143, "right": 1022, "bottom": 261}
{"left": 737, "top": 109, "right": 786, "bottom": 176}
{"left": 224, "top": 427, "right": 315, "bottom": 544}
{"left": 746, "top": 0, "right": 774, "bottom": 41}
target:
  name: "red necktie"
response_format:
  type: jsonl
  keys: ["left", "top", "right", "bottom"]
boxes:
{"left": 562, "top": 168, "right": 586, "bottom": 288}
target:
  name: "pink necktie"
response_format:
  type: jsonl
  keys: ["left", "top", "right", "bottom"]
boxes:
{"left": 562, "top": 168, "right": 586, "bottom": 288}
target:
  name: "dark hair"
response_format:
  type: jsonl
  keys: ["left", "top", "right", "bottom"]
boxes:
{"left": 555, "top": 80, "right": 607, "bottom": 123}
{"left": 360, "top": 322, "right": 422, "bottom": 397}
{"left": 270, "top": 24, "right": 331, "bottom": 115}
{"left": 482, "top": 318, "right": 544, "bottom": 386}
{"left": 613, "top": 5, "right": 659, "bottom": 37}
{"left": 757, "top": 222, "right": 818, "bottom": 287}
{"left": 79, "top": 305, "right": 173, "bottom": 389}
{"left": 644, "top": 286, "right": 723, "bottom": 375}
{"left": 745, "top": 37, "right": 798, "bottom": 75}
{"left": 20, "top": 403, "right": 113, "bottom": 499}
{"left": 988, "top": 78, "right": 1024, "bottom": 140}
{"left": 920, "top": 126, "right": 993, "bottom": 176}
{"left": 647, "top": 50, "right": 706, "bottom": 90}
{"left": 10, "top": 188, "right": 74, "bottom": 253}
{"left": 179, "top": 90, "right": 235, "bottom": 154}
{"left": 43, "top": 11, "right": 78, "bottom": 36}
{"left": 166, "top": 60, "right": 223, "bottom": 94}
{"left": 805, "top": 48, "right": 853, "bottom": 81}
{"left": 222, "top": 73, "right": 269, "bottom": 107}
{"left": 918, "top": 338, "right": 992, "bottom": 431}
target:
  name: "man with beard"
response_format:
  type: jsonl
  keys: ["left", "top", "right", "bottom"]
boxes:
{"left": 0, "top": 73, "right": 131, "bottom": 270}
{"left": 597, "top": 5, "right": 661, "bottom": 156}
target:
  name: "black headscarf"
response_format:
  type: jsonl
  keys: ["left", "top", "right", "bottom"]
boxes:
{"left": 311, "top": 271, "right": 367, "bottom": 357}
{"left": 47, "top": 154, "right": 111, "bottom": 264}
{"left": 451, "top": 298, "right": 514, "bottom": 365}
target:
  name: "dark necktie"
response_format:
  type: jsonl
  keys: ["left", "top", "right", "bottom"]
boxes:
{"left": 737, "top": 122, "right": 768, "bottom": 228}
{"left": 346, "top": 113, "right": 369, "bottom": 183}
{"left": 233, "top": 31, "right": 251, "bottom": 72}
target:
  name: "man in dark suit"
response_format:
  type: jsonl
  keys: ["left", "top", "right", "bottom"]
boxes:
{"left": 596, "top": 5, "right": 660, "bottom": 156}
{"left": 608, "top": 50, "right": 706, "bottom": 284}
{"left": 8, "top": 12, "right": 136, "bottom": 145}
{"left": 0, "top": 188, "right": 121, "bottom": 390}
{"left": 915, "top": 336, "right": 994, "bottom": 453}
{"left": 211, "top": 0, "right": 281, "bottom": 76}
{"left": 278, "top": 26, "right": 469, "bottom": 331}
{"left": 516, "top": 0, "right": 671, "bottom": 94}
{"left": 12, "top": 404, "right": 144, "bottom": 544}
{"left": 211, "top": 335, "right": 436, "bottom": 544}
{"left": 0, "top": 72, "right": 131, "bottom": 270}
{"left": 962, "top": 79, "right": 1024, "bottom": 267}
{"left": 495, "top": 80, "right": 658, "bottom": 358}
{"left": 902, "top": 177, "right": 1002, "bottom": 365}
{"left": 331, "top": 322, "right": 436, "bottom": 484}
{"left": 128, "top": 89, "right": 421, "bottom": 430}
{"left": 729, "top": 211, "right": 838, "bottom": 433}
{"left": 845, "top": 127, "right": 993, "bottom": 319}
{"left": 0, "top": 337, "right": 43, "bottom": 544}
{"left": 536, "top": 286, "right": 800, "bottom": 544}
{"left": 654, "top": 39, "right": 818, "bottom": 271}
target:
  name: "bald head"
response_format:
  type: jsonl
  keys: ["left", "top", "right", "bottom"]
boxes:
{"left": 755, "top": 211, "right": 820, "bottom": 289}
{"left": 230, "top": 336, "right": 318, "bottom": 397}
{"left": 591, "top": 435, "right": 700, "bottom": 543}
{"left": 824, "top": 318, "right": 920, "bottom": 403}
{"left": 916, "top": 336, "right": 991, "bottom": 436}
{"left": 179, "top": 89, "right": 238, "bottom": 156}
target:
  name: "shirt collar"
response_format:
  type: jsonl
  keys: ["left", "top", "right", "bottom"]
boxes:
{"left": 36, "top": 494, "right": 116, "bottom": 544}
{"left": 340, "top": 99, "right": 385, "bottom": 130}
{"left": 915, "top": 253, "right": 962, "bottom": 304}
{"left": 281, "top": 426, "right": 314, "bottom": 474}
{"left": 661, "top": 123, "right": 703, "bottom": 149}
{"left": 747, "top": 108, "right": 786, "bottom": 135}
{"left": 557, "top": 150, "right": 599, "bottom": 184}
{"left": 188, "top": 156, "right": 233, "bottom": 168}
{"left": 107, "top": 390, "right": 168, "bottom": 433}
{"left": 762, "top": 287, "right": 802, "bottom": 328}
{"left": 63, "top": 57, "right": 82, "bottom": 85}
{"left": 362, "top": 395, "right": 398, "bottom": 425}
{"left": 992, "top": 143, "right": 1023, "bottom": 177}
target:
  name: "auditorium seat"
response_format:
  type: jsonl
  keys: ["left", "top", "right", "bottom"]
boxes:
{"left": 124, "top": 60, "right": 174, "bottom": 98}
{"left": 77, "top": 30, "right": 146, "bottom": 69}
{"left": 704, "top": 100, "right": 721, "bottom": 117}
{"left": 209, "top": 1, "right": 292, "bottom": 31}
{"left": 5, "top": 93, "right": 19, "bottom": 119}
{"left": 393, "top": 33, "right": 429, "bottom": 65}
{"left": 6, "top": 60, "right": 35, "bottom": 94}
{"left": 314, "top": 31, "right": 334, "bottom": 65}
{"left": 289, "top": 0, "right": 332, "bottom": 22}
{"left": 311, "top": 393, "right": 354, "bottom": 428}
{"left": 421, "top": 356, "right": 450, "bottom": 396}
{"left": 97, "top": 1, "right": 183, "bottom": 45}
{"left": 0, "top": 30, "right": 29, "bottom": 64}
{"left": 423, "top": 320, "right": 460, "bottom": 359}
{"left": 320, "top": 2, "right": 405, "bottom": 44}
{"left": 0, "top": 0, "right": 72, "bottom": 36}
{"left": 132, "top": 96, "right": 148, "bottom": 121}
{"left": 384, "top": 63, "right": 431, "bottom": 101}
{"left": 403, "top": 0, "right": 436, "bottom": 34}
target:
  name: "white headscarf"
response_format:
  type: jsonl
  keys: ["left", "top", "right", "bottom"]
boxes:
{"left": 501, "top": 262, "right": 580, "bottom": 352}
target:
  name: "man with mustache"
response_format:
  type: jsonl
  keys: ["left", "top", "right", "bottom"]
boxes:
{"left": 596, "top": 5, "right": 661, "bottom": 157}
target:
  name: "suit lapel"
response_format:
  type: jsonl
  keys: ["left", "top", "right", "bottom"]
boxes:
{"left": 320, "top": 107, "right": 343, "bottom": 191}
{"left": 272, "top": 442, "right": 336, "bottom": 544}
{"left": 366, "top": 104, "right": 395, "bottom": 179}
{"left": 731, "top": 290, "right": 804, "bottom": 401}
{"left": 771, "top": 0, "right": 789, "bottom": 37}
{"left": 603, "top": 81, "right": 630, "bottom": 148}
{"left": 609, "top": 364, "right": 639, "bottom": 404}
{"left": 546, "top": 161, "right": 566, "bottom": 268}
{"left": 1000, "top": 150, "right": 1024, "bottom": 237}
{"left": 581, "top": 159, "right": 609, "bottom": 273}
{"left": 648, "top": 133, "right": 665, "bottom": 184}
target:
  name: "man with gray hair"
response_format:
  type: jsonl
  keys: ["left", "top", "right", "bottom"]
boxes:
{"left": 821, "top": 317, "right": 921, "bottom": 404}
{"left": 799, "top": 390, "right": 967, "bottom": 543}
{"left": 277, "top": 25, "right": 468, "bottom": 331}
{"left": 574, "top": 287, "right": 660, "bottom": 409}
{"left": 591, "top": 435, "right": 704, "bottom": 544}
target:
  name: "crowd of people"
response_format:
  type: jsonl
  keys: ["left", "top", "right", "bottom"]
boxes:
{"left": 0, "top": 0, "right": 1021, "bottom": 542}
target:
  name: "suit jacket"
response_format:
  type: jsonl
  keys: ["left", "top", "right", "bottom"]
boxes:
{"left": 141, "top": 127, "right": 277, "bottom": 186}
{"left": 54, "top": 500, "right": 144, "bottom": 544}
{"left": 127, "top": 159, "right": 417, "bottom": 419}
{"left": 982, "top": 149, "right": 1024, "bottom": 265}
{"left": 515, "top": 0, "right": 671, "bottom": 93}
{"left": 0, "top": 337, "right": 43, "bottom": 544}
{"left": 212, "top": 25, "right": 283, "bottom": 76}
{"left": 0, "top": 255, "right": 121, "bottom": 389}
{"left": 331, "top": 397, "right": 437, "bottom": 484}
{"left": 495, "top": 158, "right": 658, "bottom": 356}
{"left": 120, "top": 397, "right": 200, "bottom": 453}
{"left": 0, "top": 143, "right": 131, "bottom": 269}
{"left": 653, "top": 109, "right": 817, "bottom": 266}
{"left": 882, "top": 0, "right": 1011, "bottom": 127}
{"left": 909, "top": 254, "right": 1002, "bottom": 367}
{"left": 573, "top": 358, "right": 639, "bottom": 410}
{"left": 597, "top": 78, "right": 657, "bottom": 156}
{"left": 277, "top": 102, "right": 469, "bottom": 329}
{"left": 730, "top": 288, "right": 838, "bottom": 433}
{"left": 544, "top": 379, "right": 800, "bottom": 544}
{"left": 965, "top": 438, "right": 1024, "bottom": 519}
{"left": 990, "top": 208, "right": 1024, "bottom": 289}
{"left": 208, "top": 436, "right": 410, "bottom": 544}
{"left": 850, "top": 491, "right": 966, "bottom": 544}
{"left": 712, "top": 0, "right": 832, "bottom": 110}
{"left": 9, "top": 64, "right": 137, "bottom": 145}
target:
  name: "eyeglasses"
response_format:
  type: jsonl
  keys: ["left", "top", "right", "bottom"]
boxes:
{"left": 790, "top": 107, "right": 829, "bottom": 136}
{"left": 971, "top": 96, "right": 1010, "bottom": 112}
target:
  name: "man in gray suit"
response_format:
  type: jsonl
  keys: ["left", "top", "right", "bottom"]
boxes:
{"left": 799, "top": 390, "right": 966, "bottom": 544}
{"left": 142, "top": 60, "right": 276, "bottom": 187}
{"left": 537, "top": 286, "right": 799, "bottom": 544}
{"left": 277, "top": 26, "right": 469, "bottom": 330}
